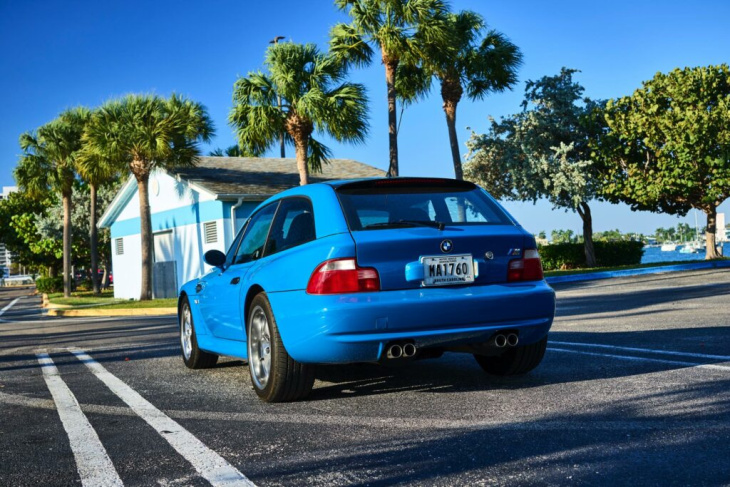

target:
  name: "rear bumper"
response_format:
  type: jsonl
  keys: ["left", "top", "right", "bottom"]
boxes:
{"left": 267, "top": 281, "right": 556, "bottom": 363}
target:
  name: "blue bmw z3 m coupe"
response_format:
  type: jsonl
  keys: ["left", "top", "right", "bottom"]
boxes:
{"left": 178, "top": 177, "right": 556, "bottom": 402}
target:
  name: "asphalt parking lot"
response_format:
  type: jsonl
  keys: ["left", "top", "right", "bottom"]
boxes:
{"left": 1, "top": 269, "right": 729, "bottom": 486}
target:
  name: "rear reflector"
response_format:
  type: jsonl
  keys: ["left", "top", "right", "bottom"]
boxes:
{"left": 306, "top": 258, "right": 380, "bottom": 294}
{"left": 507, "top": 249, "right": 544, "bottom": 282}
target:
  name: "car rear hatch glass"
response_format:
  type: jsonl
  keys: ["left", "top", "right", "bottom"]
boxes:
{"left": 335, "top": 178, "right": 529, "bottom": 290}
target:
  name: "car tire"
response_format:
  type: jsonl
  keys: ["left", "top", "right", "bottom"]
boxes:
{"left": 474, "top": 336, "right": 547, "bottom": 376}
{"left": 247, "top": 293, "right": 315, "bottom": 402}
{"left": 179, "top": 297, "right": 218, "bottom": 369}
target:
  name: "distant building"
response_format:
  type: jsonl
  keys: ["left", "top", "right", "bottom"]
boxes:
{"left": 0, "top": 186, "right": 18, "bottom": 274}
{"left": 98, "top": 157, "right": 384, "bottom": 300}
{"left": 0, "top": 186, "right": 17, "bottom": 201}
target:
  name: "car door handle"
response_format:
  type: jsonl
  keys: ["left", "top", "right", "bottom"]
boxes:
{"left": 230, "top": 277, "right": 240, "bottom": 285}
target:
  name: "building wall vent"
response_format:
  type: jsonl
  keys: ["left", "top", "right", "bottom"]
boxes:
{"left": 204, "top": 221, "right": 218, "bottom": 244}
{"left": 115, "top": 238, "right": 124, "bottom": 255}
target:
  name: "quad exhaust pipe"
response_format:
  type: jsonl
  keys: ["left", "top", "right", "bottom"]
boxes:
{"left": 493, "top": 332, "right": 519, "bottom": 348}
{"left": 385, "top": 342, "right": 418, "bottom": 359}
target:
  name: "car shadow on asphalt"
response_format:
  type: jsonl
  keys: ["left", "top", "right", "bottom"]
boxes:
{"left": 308, "top": 326, "right": 730, "bottom": 401}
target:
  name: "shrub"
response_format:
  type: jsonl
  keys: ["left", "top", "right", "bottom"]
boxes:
{"left": 539, "top": 241, "right": 644, "bottom": 270}
{"left": 76, "top": 278, "right": 93, "bottom": 291}
{"left": 35, "top": 276, "right": 64, "bottom": 293}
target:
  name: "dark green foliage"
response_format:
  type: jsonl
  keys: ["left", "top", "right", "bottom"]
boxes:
{"left": 539, "top": 241, "right": 644, "bottom": 270}
{"left": 36, "top": 277, "right": 64, "bottom": 293}
{"left": 596, "top": 65, "right": 730, "bottom": 259}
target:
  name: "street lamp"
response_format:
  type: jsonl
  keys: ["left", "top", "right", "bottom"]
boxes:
{"left": 270, "top": 36, "right": 286, "bottom": 158}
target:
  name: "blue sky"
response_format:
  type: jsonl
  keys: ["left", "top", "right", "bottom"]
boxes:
{"left": 1, "top": 0, "right": 728, "bottom": 236}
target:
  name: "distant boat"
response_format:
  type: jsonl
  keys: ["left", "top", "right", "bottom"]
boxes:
{"left": 680, "top": 240, "right": 705, "bottom": 253}
{"left": 661, "top": 243, "right": 679, "bottom": 251}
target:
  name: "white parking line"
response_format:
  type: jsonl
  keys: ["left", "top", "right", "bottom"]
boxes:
{"left": 549, "top": 347, "right": 730, "bottom": 371}
{"left": 71, "top": 349, "right": 255, "bottom": 487}
{"left": 37, "top": 353, "right": 124, "bottom": 487}
{"left": 551, "top": 340, "right": 730, "bottom": 362}
{"left": 0, "top": 297, "right": 20, "bottom": 317}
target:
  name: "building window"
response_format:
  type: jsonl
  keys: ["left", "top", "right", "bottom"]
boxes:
{"left": 204, "top": 221, "right": 218, "bottom": 244}
{"left": 115, "top": 238, "right": 124, "bottom": 255}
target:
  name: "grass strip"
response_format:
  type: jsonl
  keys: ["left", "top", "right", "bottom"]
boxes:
{"left": 544, "top": 258, "right": 729, "bottom": 277}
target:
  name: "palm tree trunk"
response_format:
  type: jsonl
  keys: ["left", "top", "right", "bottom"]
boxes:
{"left": 136, "top": 173, "right": 153, "bottom": 300}
{"left": 441, "top": 79, "right": 464, "bottom": 180}
{"left": 90, "top": 184, "right": 100, "bottom": 295}
{"left": 704, "top": 205, "right": 720, "bottom": 260}
{"left": 293, "top": 134, "right": 309, "bottom": 186}
{"left": 62, "top": 191, "right": 73, "bottom": 298}
{"left": 576, "top": 201, "right": 597, "bottom": 267}
{"left": 384, "top": 58, "right": 399, "bottom": 177}
{"left": 443, "top": 101, "right": 462, "bottom": 180}
{"left": 285, "top": 114, "right": 312, "bottom": 186}
{"left": 102, "top": 254, "right": 111, "bottom": 289}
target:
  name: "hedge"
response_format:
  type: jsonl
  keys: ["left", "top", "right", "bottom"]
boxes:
{"left": 538, "top": 241, "right": 644, "bottom": 270}
{"left": 35, "top": 277, "right": 64, "bottom": 293}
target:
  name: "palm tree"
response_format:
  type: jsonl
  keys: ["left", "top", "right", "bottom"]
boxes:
{"left": 400, "top": 11, "right": 522, "bottom": 180}
{"left": 15, "top": 107, "right": 90, "bottom": 297}
{"left": 329, "top": 0, "right": 450, "bottom": 176}
{"left": 82, "top": 94, "right": 214, "bottom": 300}
{"left": 77, "top": 134, "right": 119, "bottom": 295}
{"left": 208, "top": 144, "right": 261, "bottom": 157}
{"left": 230, "top": 42, "right": 369, "bottom": 186}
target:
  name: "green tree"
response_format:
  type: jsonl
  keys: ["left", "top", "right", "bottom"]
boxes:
{"left": 35, "top": 182, "right": 119, "bottom": 288}
{"left": 230, "top": 42, "right": 369, "bottom": 186}
{"left": 399, "top": 10, "right": 522, "bottom": 179}
{"left": 551, "top": 229, "right": 575, "bottom": 244}
{"left": 329, "top": 0, "right": 450, "bottom": 176}
{"left": 0, "top": 190, "right": 60, "bottom": 274}
{"left": 14, "top": 107, "right": 90, "bottom": 297}
{"left": 465, "top": 69, "right": 605, "bottom": 267}
{"left": 82, "top": 94, "right": 214, "bottom": 300}
{"left": 597, "top": 65, "right": 730, "bottom": 259}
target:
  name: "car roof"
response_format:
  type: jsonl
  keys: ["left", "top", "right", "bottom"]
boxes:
{"left": 323, "top": 176, "right": 475, "bottom": 189}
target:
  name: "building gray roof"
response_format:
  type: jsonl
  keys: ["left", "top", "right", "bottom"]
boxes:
{"left": 169, "top": 156, "right": 385, "bottom": 198}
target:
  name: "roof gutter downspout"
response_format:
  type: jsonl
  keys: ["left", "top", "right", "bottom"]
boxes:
{"left": 231, "top": 197, "right": 245, "bottom": 236}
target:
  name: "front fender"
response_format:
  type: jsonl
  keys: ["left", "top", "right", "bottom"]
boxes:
{"left": 179, "top": 280, "right": 212, "bottom": 336}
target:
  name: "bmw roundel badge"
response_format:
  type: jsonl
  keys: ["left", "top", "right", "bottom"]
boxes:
{"left": 440, "top": 239, "right": 453, "bottom": 253}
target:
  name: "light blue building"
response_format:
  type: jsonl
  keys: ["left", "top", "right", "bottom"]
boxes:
{"left": 99, "top": 157, "right": 383, "bottom": 299}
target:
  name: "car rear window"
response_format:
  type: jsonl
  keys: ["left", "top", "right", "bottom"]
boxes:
{"left": 336, "top": 178, "right": 513, "bottom": 231}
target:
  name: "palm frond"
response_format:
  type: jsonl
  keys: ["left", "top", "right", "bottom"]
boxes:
{"left": 307, "top": 136, "right": 333, "bottom": 173}
{"left": 465, "top": 29, "right": 523, "bottom": 99}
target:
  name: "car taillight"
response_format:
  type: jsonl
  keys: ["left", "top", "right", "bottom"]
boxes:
{"left": 306, "top": 258, "right": 380, "bottom": 294}
{"left": 507, "top": 249, "right": 544, "bottom": 282}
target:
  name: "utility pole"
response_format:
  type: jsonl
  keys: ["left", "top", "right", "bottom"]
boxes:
{"left": 270, "top": 36, "right": 286, "bottom": 158}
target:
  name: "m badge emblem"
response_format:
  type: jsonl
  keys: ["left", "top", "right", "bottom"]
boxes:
{"left": 485, "top": 251, "right": 494, "bottom": 260}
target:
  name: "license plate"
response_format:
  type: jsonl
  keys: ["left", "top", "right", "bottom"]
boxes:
{"left": 421, "top": 254, "right": 475, "bottom": 287}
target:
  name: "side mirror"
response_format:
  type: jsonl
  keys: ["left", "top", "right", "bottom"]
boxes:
{"left": 204, "top": 249, "right": 226, "bottom": 268}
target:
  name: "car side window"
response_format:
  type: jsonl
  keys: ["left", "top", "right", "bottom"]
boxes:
{"left": 265, "top": 198, "right": 315, "bottom": 256}
{"left": 224, "top": 220, "right": 248, "bottom": 268}
{"left": 233, "top": 202, "right": 278, "bottom": 265}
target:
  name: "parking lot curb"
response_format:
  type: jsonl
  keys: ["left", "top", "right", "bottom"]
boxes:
{"left": 46, "top": 307, "right": 177, "bottom": 317}
{"left": 545, "top": 259, "right": 730, "bottom": 284}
